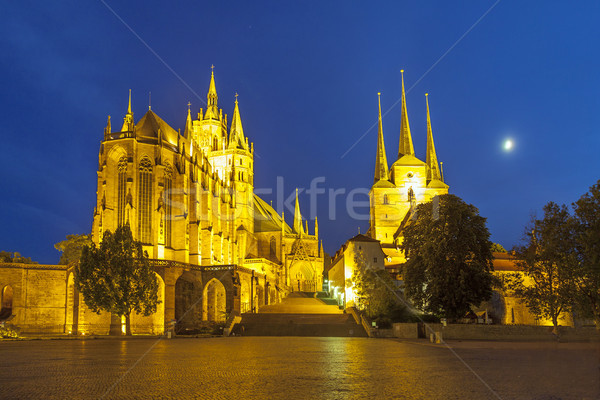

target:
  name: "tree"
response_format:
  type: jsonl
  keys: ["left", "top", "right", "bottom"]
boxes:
{"left": 573, "top": 180, "right": 600, "bottom": 329}
{"left": 508, "top": 202, "right": 578, "bottom": 331}
{"left": 55, "top": 234, "right": 92, "bottom": 265}
{"left": 350, "top": 252, "right": 397, "bottom": 319}
{"left": 491, "top": 243, "right": 507, "bottom": 253}
{"left": 0, "top": 251, "right": 37, "bottom": 264}
{"left": 401, "top": 194, "right": 495, "bottom": 320}
{"left": 76, "top": 225, "right": 159, "bottom": 335}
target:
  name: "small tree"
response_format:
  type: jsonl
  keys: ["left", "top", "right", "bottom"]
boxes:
{"left": 508, "top": 202, "right": 578, "bottom": 331}
{"left": 0, "top": 251, "right": 37, "bottom": 264}
{"left": 55, "top": 234, "right": 92, "bottom": 265}
{"left": 76, "top": 225, "right": 159, "bottom": 335}
{"left": 401, "top": 194, "right": 495, "bottom": 320}
{"left": 491, "top": 243, "right": 507, "bottom": 253}
{"left": 573, "top": 180, "right": 600, "bottom": 329}
{"left": 350, "top": 252, "right": 397, "bottom": 319}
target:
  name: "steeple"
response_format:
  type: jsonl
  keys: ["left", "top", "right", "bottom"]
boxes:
{"left": 398, "top": 70, "right": 414, "bottom": 158}
{"left": 229, "top": 94, "right": 247, "bottom": 149}
{"left": 205, "top": 66, "right": 219, "bottom": 120}
{"left": 374, "top": 92, "right": 389, "bottom": 183}
{"left": 184, "top": 102, "right": 193, "bottom": 140}
{"left": 314, "top": 216, "right": 319, "bottom": 239}
{"left": 293, "top": 189, "right": 304, "bottom": 235}
{"left": 425, "top": 93, "right": 442, "bottom": 182}
{"left": 121, "top": 89, "right": 134, "bottom": 132}
{"left": 104, "top": 115, "right": 111, "bottom": 135}
{"left": 319, "top": 240, "right": 324, "bottom": 258}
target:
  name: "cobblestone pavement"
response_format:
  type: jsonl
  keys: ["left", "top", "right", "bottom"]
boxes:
{"left": 0, "top": 337, "right": 598, "bottom": 399}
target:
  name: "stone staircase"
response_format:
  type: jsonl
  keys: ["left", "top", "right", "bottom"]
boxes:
{"left": 231, "top": 292, "right": 368, "bottom": 337}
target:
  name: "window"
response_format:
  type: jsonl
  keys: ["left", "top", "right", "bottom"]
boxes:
{"left": 138, "top": 157, "right": 153, "bottom": 243}
{"left": 383, "top": 194, "right": 389, "bottom": 205}
{"left": 374, "top": 257, "right": 377, "bottom": 263}
{"left": 269, "top": 236, "right": 277, "bottom": 259}
{"left": 117, "top": 156, "right": 127, "bottom": 227}
{"left": 164, "top": 164, "right": 173, "bottom": 247}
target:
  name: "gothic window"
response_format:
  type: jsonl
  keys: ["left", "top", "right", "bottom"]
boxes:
{"left": 138, "top": 157, "right": 153, "bottom": 244}
{"left": 383, "top": 194, "right": 389, "bottom": 205}
{"left": 164, "top": 164, "right": 173, "bottom": 247}
{"left": 269, "top": 236, "right": 277, "bottom": 259}
{"left": 117, "top": 156, "right": 127, "bottom": 227}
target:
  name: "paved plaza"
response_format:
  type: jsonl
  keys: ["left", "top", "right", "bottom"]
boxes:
{"left": 0, "top": 337, "right": 598, "bottom": 399}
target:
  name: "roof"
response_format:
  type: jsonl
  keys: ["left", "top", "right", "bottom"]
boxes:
{"left": 492, "top": 252, "right": 521, "bottom": 271}
{"left": 426, "top": 179, "right": 448, "bottom": 189}
{"left": 135, "top": 110, "right": 180, "bottom": 146}
{"left": 372, "top": 179, "right": 396, "bottom": 188}
{"left": 253, "top": 194, "right": 293, "bottom": 233}
{"left": 392, "top": 154, "right": 426, "bottom": 167}
{"left": 347, "top": 234, "right": 380, "bottom": 243}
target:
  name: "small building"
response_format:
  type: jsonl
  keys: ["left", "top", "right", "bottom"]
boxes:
{"left": 327, "top": 234, "right": 387, "bottom": 308}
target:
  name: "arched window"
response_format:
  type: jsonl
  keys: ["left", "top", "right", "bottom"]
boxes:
{"left": 269, "top": 236, "right": 277, "bottom": 259}
{"left": 138, "top": 157, "right": 153, "bottom": 243}
{"left": 383, "top": 194, "right": 389, "bottom": 205}
{"left": 164, "top": 164, "right": 173, "bottom": 247}
{"left": 117, "top": 156, "right": 127, "bottom": 227}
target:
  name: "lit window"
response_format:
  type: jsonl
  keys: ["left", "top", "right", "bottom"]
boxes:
{"left": 117, "top": 156, "right": 127, "bottom": 227}
{"left": 138, "top": 157, "right": 153, "bottom": 243}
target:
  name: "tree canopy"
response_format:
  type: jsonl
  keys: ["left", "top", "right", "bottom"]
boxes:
{"left": 401, "top": 194, "right": 495, "bottom": 320}
{"left": 55, "top": 234, "right": 92, "bottom": 265}
{"left": 350, "top": 252, "right": 398, "bottom": 319}
{"left": 508, "top": 202, "right": 578, "bottom": 330}
{"left": 573, "top": 180, "right": 600, "bottom": 329}
{"left": 76, "top": 225, "right": 159, "bottom": 335}
{"left": 0, "top": 251, "right": 37, "bottom": 264}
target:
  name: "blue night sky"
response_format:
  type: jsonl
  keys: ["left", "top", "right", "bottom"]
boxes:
{"left": 1, "top": 1, "right": 599, "bottom": 263}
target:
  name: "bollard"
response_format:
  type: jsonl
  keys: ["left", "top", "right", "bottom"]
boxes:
{"left": 435, "top": 331, "right": 442, "bottom": 343}
{"left": 167, "top": 331, "right": 172, "bottom": 339}
{"left": 430, "top": 333, "right": 435, "bottom": 343}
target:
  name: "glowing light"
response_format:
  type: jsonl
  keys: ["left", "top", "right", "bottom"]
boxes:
{"left": 503, "top": 139, "right": 514, "bottom": 151}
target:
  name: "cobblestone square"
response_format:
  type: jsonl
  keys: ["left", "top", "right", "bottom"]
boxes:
{"left": 0, "top": 337, "right": 598, "bottom": 399}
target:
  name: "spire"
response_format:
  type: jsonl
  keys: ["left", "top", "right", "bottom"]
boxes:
{"left": 229, "top": 93, "right": 247, "bottom": 149}
{"left": 205, "top": 66, "right": 219, "bottom": 120}
{"left": 374, "top": 92, "right": 389, "bottom": 183}
{"left": 425, "top": 93, "right": 442, "bottom": 181}
{"left": 314, "top": 216, "right": 319, "bottom": 239}
{"left": 398, "top": 70, "right": 414, "bottom": 158}
{"left": 293, "top": 189, "right": 304, "bottom": 235}
{"left": 319, "top": 240, "right": 324, "bottom": 258}
{"left": 121, "top": 89, "right": 134, "bottom": 132}
{"left": 104, "top": 115, "right": 111, "bottom": 135}
{"left": 184, "top": 102, "right": 193, "bottom": 140}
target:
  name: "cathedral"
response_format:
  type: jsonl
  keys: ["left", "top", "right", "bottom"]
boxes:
{"left": 367, "top": 71, "right": 449, "bottom": 278}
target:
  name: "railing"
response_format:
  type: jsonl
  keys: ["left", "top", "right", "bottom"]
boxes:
{"left": 223, "top": 313, "right": 242, "bottom": 337}
{"left": 346, "top": 306, "right": 373, "bottom": 337}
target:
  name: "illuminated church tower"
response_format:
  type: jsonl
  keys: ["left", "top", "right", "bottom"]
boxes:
{"left": 368, "top": 71, "right": 449, "bottom": 271}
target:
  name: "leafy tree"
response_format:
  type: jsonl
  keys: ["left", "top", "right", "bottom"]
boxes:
{"left": 55, "top": 234, "right": 92, "bottom": 265}
{"left": 573, "top": 180, "right": 600, "bottom": 329}
{"left": 76, "top": 225, "right": 159, "bottom": 335}
{"left": 508, "top": 202, "right": 578, "bottom": 330}
{"left": 350, "top": 252, "right": 397, "bottom": 319}
{"left": 491, "top": 243, "right": 507, "bottom": 253}
{"left": 401, "top": 194, "right": 495, "bottom": 320}
{"left": 0, "top": 251, "right": 37, "bottom": 264}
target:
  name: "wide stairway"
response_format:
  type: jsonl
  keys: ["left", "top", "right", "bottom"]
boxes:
{"left": 232, "top": 292, "right": 368, "bottom": 337}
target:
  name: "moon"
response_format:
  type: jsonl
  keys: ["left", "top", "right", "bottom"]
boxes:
{"left": 503, "top": 139, "right": 514, "bottom": 152}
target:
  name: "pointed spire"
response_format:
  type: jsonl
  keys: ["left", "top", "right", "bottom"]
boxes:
{"left": 305, "top": 220, "right": 309, "bottom": 235}
{"left": 229, "top": 93, "right": 247, "bottom": 149}
{"left": 293, "top": 189, "right": 304, "bottom": 235}
{"left": 374, "top": 92, "right": 390, "bottom": 183}
{"left": 425, "top": 93, "right": 442, "bottom": 181}
{"left": 398, "top": 70, "right": 415, "bottom": 158}
{"left": 314, "top": 216, "right": 319, "bottom": 239}
{"left": 121, "top": 89, "right": 134, "bottom": 132}
{"left": 320, "top": 240, "right": 324, "bottom": 258}
{"left": 104, "top": 115, "right": 111, "bottom": 135}
{"left": 184, "top": 102, "right": 193, "bottom": 140}
{"left": 205, "top": 66, "right": 219, "bottom": 120}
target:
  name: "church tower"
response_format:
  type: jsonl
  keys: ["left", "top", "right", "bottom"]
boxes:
{"left": 368, "top": 71, "right": 449, "bottom": 268}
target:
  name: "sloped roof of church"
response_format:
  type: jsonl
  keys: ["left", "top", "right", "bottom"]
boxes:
{"left": 392, "top": 154, "right": 427, "bottom": 167}
{"left": 135, "top": 110, "right": 180, "bottom": 146}
{"left": 253, "top": 194, "right": 293, "bottom": 233}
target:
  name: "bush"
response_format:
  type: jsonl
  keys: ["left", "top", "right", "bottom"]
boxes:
{"left": 0, "top": 324, "right": 19, "bottom": 338}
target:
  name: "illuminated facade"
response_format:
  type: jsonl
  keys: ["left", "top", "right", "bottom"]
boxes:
{"left": 368, "top": 71, "right": 449, "bottom": 273}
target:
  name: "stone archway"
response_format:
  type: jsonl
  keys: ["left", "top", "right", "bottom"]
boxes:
{"left": 65, "top": 273, "right": 79, "bottom": 334}
{"left": 175, "top": 272, "right": 201, "bottom": 332}
{"left": 240, "top": 278, "right": 251, "bottom": 313}
{"left": 202, "top": 278, "right": 226, "bottom": 322}
{"left": 0, "top": 285, "right": 13, "bottom": 320}
{"left": 130, "top": 272, "right": 165, "bottom": 334}
{"left": 290, "top": 262, "right": 316, "bottom": 292}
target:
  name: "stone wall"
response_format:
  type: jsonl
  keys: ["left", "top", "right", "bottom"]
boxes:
{"left": 391, "top": 322, "right": 599, "bottom": 342}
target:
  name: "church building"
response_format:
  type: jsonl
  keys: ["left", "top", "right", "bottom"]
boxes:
{"left": 367, "top": 71, "right": 449, "bottom": 278}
